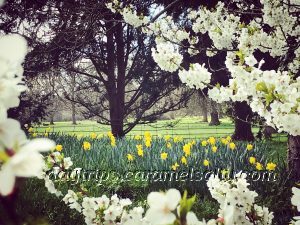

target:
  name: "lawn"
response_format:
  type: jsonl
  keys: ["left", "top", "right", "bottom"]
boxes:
{"left": 32, "top": 117, "right": 261, "bottom": 139}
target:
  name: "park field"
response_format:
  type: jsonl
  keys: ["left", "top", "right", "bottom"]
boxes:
{"left": 33, "top": 117, "right": 261, "bottom": 139}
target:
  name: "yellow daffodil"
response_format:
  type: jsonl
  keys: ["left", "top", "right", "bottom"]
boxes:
{"left": 90, "top": 132, "right": 97, "bottom": 139}
{"left": 246, "top": 144, "right": 253, "bottom": 151}
{"left": 44, "top": 133, "right": 49, "bottom": 137}
{"left": 172, "top": 162, "right": 179, "bottom": 171}
{"left": 83, "top": 141, "right": 91, "bottom": 151}
{"left": 173, "top": 136, "right": 183, "bottom": 143}
{"left": 166, "top": 142, "right": 172, "bottom": 149}
{"left": 136, "top": 144, "right": 143, "bottom": 157}
{"left": 164, "top": 135, "right": 171, "bottom": 141}
{"left": 46, "top": 127, "right": 51, "bottom": 132}
{"left": 181, "top": 156, "right": 187, "bottom": 165}
{"left": 183, "top": 143, "right": 191, "bottom": 156}
{"left": 203, "top": 159, "right": 210, "bottom": 167}
{"left": 134, "top": 135, "right": 142, "bottom": 140}
{"left": 144, "top": 131, "right": 152, "bottom": 147}
{"left": 221, "top": 138, "right": 228, "bottom": 145}
{"left": 266, "top": 162, "right": 276, "bottom": 171}
{"left": 201, "top": 140, "right": 207, "bottom": 147}
{"left": 55, "top": 144, "right": 63, "bottom": 152}
{"left": 144, "top": 131, "right": 151, "bottom": 138}
{"left": 127, "top": 154, "right": 134, "bottom": 161}
{"left": 212, "top": 146, "right": 218, "bottom": 153}
{"left": 226, "top": 136, "right": 231, "bottom": 141}
{"left": 32, "top": 133, "right": 37, "bottom": 138}
{"left": 145, "top": 139, "right": 151, "bottom": 148}
{"left": 161, "top": 152, "right": 168, "bottom": 160}
{"left": 208, "top": 137, "right": 216, "bottom": 145}
{"left": 137, "top": 148, "right": 143, "bottom": 157}
{"left": 256, "top": 162, "right": 263, "bottom": 171}
{"left": 229, "top": 142, "right": 236, "bottom": 150}
{"left": 110, "top": 136, "right": 116, "bottom": 147}
{"left": 249, "top": 157, "right": 256, "bottom": 164}
{"left": 107, "top": 131, "right": 113, "bottom": 137}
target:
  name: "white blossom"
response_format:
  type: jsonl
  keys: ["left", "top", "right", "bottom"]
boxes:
{"left": 151, "top": 42, "right": 183, "bottom": 72}
{"left": 145, "top": 189, "right": 181, "bottom": 225}
{"left": 179, "top": 63, "right": 211, "bottom": 90}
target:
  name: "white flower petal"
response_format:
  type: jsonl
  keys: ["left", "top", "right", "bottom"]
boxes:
{"left": 21, "top": 138, "right": 55, "bottom": 152}
{"left": 147, "top": 192, "right": 165, "bottom": 208}
{"left": 166, "top": 189, "right": 181, "bottom": 210}
{"left": 10, "top": 152, "right": 45, "bottom": 177}
{"left": 145, "top": 208, "right": 176, "bottom": 225}
{"left": 0, "top": 118, "right": 26, "bottom": 148}
{"left": 0, "top": 164, "right": 15, "bottom": 196}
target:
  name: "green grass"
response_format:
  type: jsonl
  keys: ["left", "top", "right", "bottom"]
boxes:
{"left": 6, "top": 133, "right": 294, "bottom": 225}
{"left": 33, "top": 117, "right": 260, "bottom": 139}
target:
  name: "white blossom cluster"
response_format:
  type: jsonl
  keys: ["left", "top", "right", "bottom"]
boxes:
{"left": 45, "top": 151, "right": 74, "bottom": 171}
{"left": 61, "top": 185, "right": 219, "bottom": 225}
{"left": 62, "top": 190, "right": 150, "bottom": 225}
{"left": 63, "top": 190, "right": 81, "bottom": 212}
{"left": 151, "top": 42, "right": 183, "bottom": 72}
{"left": 106, "top": 0, "right": 148, "bottom": 28}
{"left": 146, "top": 16, "right": 190, "bottom": 43}
{"left": 207, "top": 173, "right": 273, "bottom": 225}
{"left": 108, "top": 0, "right": 300, "bottom": 135}
{"left": 39, "top": 151, "right": 75, "bottom": 197}
{"left": 208, "top": 53, "right": 300, "bottom": 135}
{"left": 179, "top": 63, "right": 212, "bottom": 90}
{"left": 43, "top": 174, "right": 63, "bottom": 197}
{"left": 56, "top": 173, "right": 279, "bottom": 225}
{"left": 190, "top": 3, "right": 240, "bottom": 50}
{"left": 0, "top": 32, "right": 55, "bottom": 196}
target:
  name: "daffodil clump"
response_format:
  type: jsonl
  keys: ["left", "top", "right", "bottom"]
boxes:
{"left": 144, "top": 131, "right": 152, "bottom": 148}
{"left": 248, "top": 156, "right": 277, "bottom": 172}
{"left": 107, "top": 131, "right": 116, "bottom": 147}
{"left": 49, "top": 132, "right": 278, "bottom": 174}
{"left": 37, "top": 131, "right": 280, "bottom": 178}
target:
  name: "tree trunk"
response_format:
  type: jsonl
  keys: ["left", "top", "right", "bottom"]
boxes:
{"left": 209, "top": 101, "right": 220, "bottom": 126}
{"left": 287, "top": 135, "right": 300, "bottom": 182}
{"left": 50, "top": 115, "right": 54, "bottom": 125}
{"left": 198, "top": 91, "right": 208, "bottom": 122}
{"left": 106, "top": 20, "right": 126, "bottom": 138}
{"left": 71, "top": 73, "right": 77, "bottom": 125}
{"left": 202, "top": 107, "right": 208, "bottom": 122}
{"left": 202, "top": 98, "right": 208, "bottom": 122}
{"left": 232, "top": 101, "right": 254, "bottom": 141}
{"left": 109, "top": 97, "right": 125, "bottom": 138}
{"left": 71, "top": 102, "right": 76, "bottom": 125}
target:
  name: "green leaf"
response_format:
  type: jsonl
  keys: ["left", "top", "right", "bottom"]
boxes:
{"left": 265, "top": 93, "right": 274, "bottom": 106}
{"left": 236, "top": 50, "right": 245, "bottom": 65}
{"left": 179, "top": 190, "right": 196, "bottom": 220}
{"left": 256, "top": 82, "right": 268, "bottom": 93}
